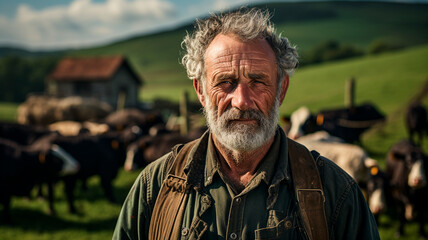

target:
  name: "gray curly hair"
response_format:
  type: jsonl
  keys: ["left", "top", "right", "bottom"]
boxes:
{"left": 181, "top": 8, "right": 298, "bottom": 86}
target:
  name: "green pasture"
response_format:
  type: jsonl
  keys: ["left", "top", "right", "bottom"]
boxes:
{"left": 1, "top": 43, "right": 427, "bottom": 239}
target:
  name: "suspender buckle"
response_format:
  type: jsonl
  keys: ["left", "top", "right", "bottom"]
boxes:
{"left": 297, "top": 188, "right": 326, "bottom": 203}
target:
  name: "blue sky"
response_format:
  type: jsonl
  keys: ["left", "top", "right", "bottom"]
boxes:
{"left": 0, "top": 0, "right": 426, "bottom": 50}
{"left": 0, "top": 0, "right": 261, "bottom": 50}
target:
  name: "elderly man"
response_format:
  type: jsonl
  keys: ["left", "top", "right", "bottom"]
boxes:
{"left": 113, "top": 8, "right": 379, "bottom": 240}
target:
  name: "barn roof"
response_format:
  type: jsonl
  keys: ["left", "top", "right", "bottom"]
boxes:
{"left": 48, "top": 56, "right": 143, "bottom": 84}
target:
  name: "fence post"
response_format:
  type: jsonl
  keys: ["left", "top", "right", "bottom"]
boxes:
{"left": 345, "top": 77, "right": 355, "bottom": 111}
{"left": 180, "top": 90, "right": 189, "bottom": 135}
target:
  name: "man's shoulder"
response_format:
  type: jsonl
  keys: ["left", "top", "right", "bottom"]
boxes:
{"left": 139, "top": 151, "right": 175, "bottom": 186}
{"left": 317, "top": 154, "right": 356, "bottom": 185}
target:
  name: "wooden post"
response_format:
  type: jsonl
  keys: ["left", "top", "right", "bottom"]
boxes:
{"left": 345, "top": 77, "right": 355, "bottom": 110}
{"left": 180, "top": 90, "right": 189, "bottom": 135}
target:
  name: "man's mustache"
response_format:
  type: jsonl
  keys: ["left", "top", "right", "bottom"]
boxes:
{"left": 219, "top": 108, "right": 264, "bottom": 125}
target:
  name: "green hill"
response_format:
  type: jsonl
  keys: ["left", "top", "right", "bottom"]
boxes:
{"left": 68, "top": 1, "right": 428, "bottom": 90}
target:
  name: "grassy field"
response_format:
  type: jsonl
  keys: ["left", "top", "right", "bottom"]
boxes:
{"left": 1, "top": 43, "right": 428, "bottom": 239}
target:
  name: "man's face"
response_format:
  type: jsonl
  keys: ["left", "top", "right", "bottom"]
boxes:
{"left": 195, "top": 34, "right": 289, "bottom": 152}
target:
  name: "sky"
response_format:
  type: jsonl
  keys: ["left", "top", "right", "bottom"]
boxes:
{"left": 0, "top": 0, "right": 262, "bottom": 50}
{"left": 0, "top": 0, "right": 426, "bottom": 50}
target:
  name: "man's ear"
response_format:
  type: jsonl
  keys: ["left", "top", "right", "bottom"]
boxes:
{"left": 193, "top": 79, "right": 205, "bottom": 107}
{"left": 279, "top": 75, "right": 289, "bottom": 104}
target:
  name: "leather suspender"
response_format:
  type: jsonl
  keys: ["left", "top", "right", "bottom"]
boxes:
{"left": 288, "top": 139, "right": 329, "bottom": 240}
{"left": 148, "top": 140, "right": 198, "bottom": 240}
{"left": 148, "top": 137, "right": 329, "bottom": 240}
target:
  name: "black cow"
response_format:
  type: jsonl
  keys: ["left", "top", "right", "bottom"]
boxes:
{"left": 0, "top": 122, "right": 54, "bottom": 145}
{"left": 0, "top": 138, "right": 79, "bottom": 223}
{"left": 288, "top": 103, "right": 385, "bottom": 143}
{"left": 386, "top": 140, "right": 427, "bottom": 238}
{"left": 33, "top": 126, "right": 142, "bottom": 214}
{"left": 406, "top": 103, "right": 427, "bottom": 146}
{"left": 124, "top": 128, "right": 206, "bottom": 171}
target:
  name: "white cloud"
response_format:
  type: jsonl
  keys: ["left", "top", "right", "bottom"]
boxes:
{"left": 0, "top": 0, "right": 176, "bottom": 50}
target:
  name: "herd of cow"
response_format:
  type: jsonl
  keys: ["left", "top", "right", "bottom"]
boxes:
{"left": 1, "top": 102, "right": 427, "bottom": 238}
{"left": 286, "top": 102, "right": 427, "bottom": 239}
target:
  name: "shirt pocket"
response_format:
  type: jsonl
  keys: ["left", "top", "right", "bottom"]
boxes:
{"left": 254, "top": 214, "right": 303, "bottom": 240}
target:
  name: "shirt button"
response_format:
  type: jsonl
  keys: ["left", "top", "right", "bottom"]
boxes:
{"left": 285, "top": 220, "right": 293, "bottom": 229}
{"left": 181, "top": 228, "right": 189, "bottom": 236}
{"left": 230, "top": 232, "right": 237, "bottom": 239}
{"left": 235, "top": 197, "right": 241, "bottom": 203}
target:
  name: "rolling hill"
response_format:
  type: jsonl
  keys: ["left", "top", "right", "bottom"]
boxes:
{"left": 66, "top": 1, "right": 428, "bottom": 89}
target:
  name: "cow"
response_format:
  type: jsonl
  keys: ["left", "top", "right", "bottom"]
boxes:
{"left": 406, "top": 102, "right": 427, "bottom": 146}
{"left": 287, "top": 103, "right": 385, "bottom": 143}
{"left": 32, "top": 126, "right": 143, "bottom": 214}
{"left": 103, "top": 108, "right": 164, "bottom": 133}
{"left": 296, "top": 131, "right": 379, "bottom": 184}
{"left": 0, "top": 121, "right": 54, "bottom": 145}
{"left": 17, "top": 96, "right": 112, "bottom": 125}
{"left": 0, "top": 138, "right": 79, "bottom": 223}
{"left": 386, "top": 140, "right": 427, "bottom": 238}
{"left": 124, "top": 127, "right": 206, "bottom": 171}
{"left": 366, "top": 165, "right": 388, "bottom": 224}
{"left": 296, "top": 131, "right": 386, "bottom": 220}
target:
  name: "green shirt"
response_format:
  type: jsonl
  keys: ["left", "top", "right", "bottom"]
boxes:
{"left": 113, "top": 128, "right": 380, "bottom": 240}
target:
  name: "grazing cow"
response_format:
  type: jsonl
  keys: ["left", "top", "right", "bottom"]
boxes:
{"left": 296, "top": 131, "right": 386, "bottom": 219}
{"left": 103, "top": 108, "right": 164, "bottom": 133}
{"left": 33, "top": 126, "right": 142, "bottom": 214}
{"left": 0, "top": 138, "right": 79, "bottom": 223}
{"left": 386, "top": 140, "right": 427, "bottom": 238}
{"left": 124, "top": 128, "right": 206, "bottom": 171}
{"left": 288, "top": 103, "right": 385, "bottom": 143}
{"left": 406, "top": 102, "right": 427, "bottom": 146}
{"left": 0, "top": 122, "right": 54, "bottom": 145}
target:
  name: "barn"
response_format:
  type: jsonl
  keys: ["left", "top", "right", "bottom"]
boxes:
{"left": 46, "top": 56, "right": 143, "bottom": 109}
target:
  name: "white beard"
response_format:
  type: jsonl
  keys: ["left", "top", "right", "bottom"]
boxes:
{"left": 203, "top": 94, "right": 280, "bottom": 152}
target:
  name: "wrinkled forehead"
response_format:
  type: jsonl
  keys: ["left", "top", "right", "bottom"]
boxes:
{"left": 204, "top": 34, "right": 277, "bottom": 67}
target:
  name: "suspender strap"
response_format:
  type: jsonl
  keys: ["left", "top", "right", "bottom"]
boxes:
{"left": 288, "top": 138, "right": 329, "bottom": 240}
{"left": 148, "top": 139, "right": 198, "bottom": 240}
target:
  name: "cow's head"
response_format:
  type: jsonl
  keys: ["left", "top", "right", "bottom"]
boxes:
{"left": 390, "top": 143, "right": 427, "bottom": 189}
{"left": 288, "top": 106, "right": 318, "bottom": 139}
{"left": 367, "top": 166, "right": 387, "bottom": 216}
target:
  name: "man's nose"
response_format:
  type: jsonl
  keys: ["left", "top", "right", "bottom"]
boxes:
{"left": 231, "top": 83, "right": 253, "bottom": 111}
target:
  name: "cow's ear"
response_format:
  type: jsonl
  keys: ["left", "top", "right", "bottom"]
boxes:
{"left": 370, "top": 166, "right": 379, "bottom": 176}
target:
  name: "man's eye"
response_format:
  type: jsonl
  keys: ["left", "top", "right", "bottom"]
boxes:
{"left": 218, "top": 80, "right": 233, "bottom": 86}
{"left": 253, "top": 80, "right": 267, "bottom": 86}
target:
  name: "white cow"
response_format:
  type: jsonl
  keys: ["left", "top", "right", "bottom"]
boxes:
{"left": 295, "top": 131, "right": 385, "bottom": 216}
{"left": 296, "top": 131, "right": 378, "bottom": 183}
